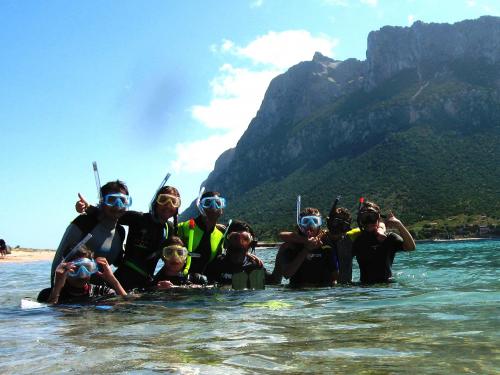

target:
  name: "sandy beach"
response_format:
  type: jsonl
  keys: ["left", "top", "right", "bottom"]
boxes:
{"left": 0, "top": 248, "right": 55, "bottom": 263}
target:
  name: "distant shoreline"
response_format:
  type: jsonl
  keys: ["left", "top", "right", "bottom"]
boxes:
{"left": 0, "top": 248, "right": 55, "bottom": 263}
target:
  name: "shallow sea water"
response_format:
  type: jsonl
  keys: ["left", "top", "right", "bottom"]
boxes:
{"left": 0, "top": 240, "right": 499, "bottom": 374}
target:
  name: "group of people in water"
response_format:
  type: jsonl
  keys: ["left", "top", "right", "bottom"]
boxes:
{"left": 37, "top": 178, "right": 416, "bottom": 304}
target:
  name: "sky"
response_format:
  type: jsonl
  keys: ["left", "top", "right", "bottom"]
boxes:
{"left": 1, "top": 0, "right": 498, "bottom": 249}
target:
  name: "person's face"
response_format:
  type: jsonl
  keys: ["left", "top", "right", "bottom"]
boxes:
{"left": 155, "top": 192, "right": 180, "bottom": 223}
{"left": 66, "top": 274, "right": 89, "bottom": 288}
{"left": 101, "top": 188, "right": 128, "bottom": 220}
{"left": 200, "top": 195, "right": 224, "bottom": 221}
{"left": 328, "top": 217, "right": 351, "bottom": 237}
{"left": 165, "top": 256, "right": 185, "bottom": 274}
{"left": 226, "top": 231, "right": 252, "bottom": 264}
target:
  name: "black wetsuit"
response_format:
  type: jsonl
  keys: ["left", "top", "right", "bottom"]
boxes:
{"left": 285, "top": 244, "right": 338, "bottom": 287}
{"left": 37, "top": 283, "right": 115, "bottom": 303}
{"left": 206, "top": 254, "right": 264, "bottom": 286}
{"left": 352, "top": 231, "right": 404, "bottom": 284}
{"left": 112, "top": 210, "right": 174, "bottom": 291}
{"left": 152, "top": 269, "right": 207, "bottom": 287}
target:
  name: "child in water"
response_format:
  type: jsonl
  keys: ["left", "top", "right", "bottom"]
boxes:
{"left": 153, "top": 236, "right": 208, "bottom": 289}
{"left": 38, "top": 244, "right": 127, "bottom": 304}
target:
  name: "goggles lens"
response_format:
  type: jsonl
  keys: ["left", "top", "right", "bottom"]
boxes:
{"left": 68, "top": 258, "right": 98, "bottom": 278}
{"left": 156, "top": 194, "right": 180, "bottom": 208}
{"left": 299, "top": 215, "right": 322, "bottom": 228}
{"left": 103, "top": 193, "right": 132, "bottom": 208}
{"left": 162, "top": 246, "right": 188, "bottom": 260}
{"left": 200, "top": 197, "right": 226, "bottom": 210}
{"left": 359, "top": 210, "right": 380, "bottom": 225}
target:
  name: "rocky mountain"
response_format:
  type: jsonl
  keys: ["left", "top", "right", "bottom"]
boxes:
{"left": 181, "top": 16, "right": 500, "bottom": 239}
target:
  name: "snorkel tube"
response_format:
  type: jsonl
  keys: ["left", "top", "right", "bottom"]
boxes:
{"left": 196, "top": 186, "right": 206, "bottom": 216}
{"left": 328, "top": 195, "right": 342, "bottom": 219}
{"left": 63, "top": 233, "right": 93, "bottom": 262}
{"left": 183, "top": 218, "right": 196, "bottom": 276}
{"left": 92, "top": 161, "right": 102, "bottom": 204}
{"left": 221, "top": 219, "right": 233, "bottom": 252}
{"left": 296, "top": 195, "right": 301, "bottom": 227}
{"left": 149, "top": 172, "right": 171, "bottom": 217}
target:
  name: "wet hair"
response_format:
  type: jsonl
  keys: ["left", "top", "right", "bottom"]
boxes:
{"left": 101, "top": 180, "right": 129, "bottom": 197}
{"left": 153, "top": 186, "right": 181, "bottom": 233}
{"left": 201, "top": 191, "right": 221, "bottom": 199}
{"left": 299, "top": 207, "right": 321, "bottom": 218}
{"left": 65, "top": 244, "right": 94, "bottom": 262}
{"left": 160, "top": 235, "right": 184, "bottom": 250}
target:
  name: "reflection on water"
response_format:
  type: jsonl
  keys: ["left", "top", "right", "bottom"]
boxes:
{"left": 0, "top": 240, "right": 499, "bottom": 374}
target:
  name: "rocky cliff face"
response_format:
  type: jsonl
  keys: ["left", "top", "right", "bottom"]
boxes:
{"left": 366, "top": 16, "right": 500, "bottom": 88}
{"left": 181, "top": 16, "right": 500, "bottom": 225}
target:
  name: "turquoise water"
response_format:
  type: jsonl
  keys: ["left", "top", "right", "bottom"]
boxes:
{"left": 0, "top": 240, "right": 499, "bottom": 374}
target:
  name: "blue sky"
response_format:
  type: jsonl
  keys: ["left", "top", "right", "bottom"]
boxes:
{"left": 1, "top": 0, "right": 498, "bottom": 249}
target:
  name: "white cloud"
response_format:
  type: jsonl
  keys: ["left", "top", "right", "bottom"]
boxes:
{"left": 408, "top": 14, "right": 415, "bottom": 25}
{"left": 170, "top": 30, "right": 338, "bottom": 173}
{"left": 466, "top": 0, "right": 477, "bottom": 7}
{"left": 250, "top": 0, "right": 264, "bottom": 8}
{"left": 360, "top": 0, "right": 378, "bottom": 6}
{"left": 235, "top": 30, "right": 338, "bottom": 69}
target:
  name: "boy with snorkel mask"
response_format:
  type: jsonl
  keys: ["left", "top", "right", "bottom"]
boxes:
{"left": 51, "top": 180, "right": 130, "bottom": 286}
{"left": 177, "top": 189, "right": 226, "bottom": 276}
{"left": 352, "top": 200, "right": 416, "bottom": 284}
{"left": 281, "top": 205, "right": 339, "bottom": 288}
{"left": 152, "top": 236, "right": 208, "bottom": 289}
{"left": 205, "top": 220, "right": 266, "bottom": 290}
{"left": 40, "top": 244, "right": 126, "bottom": 304}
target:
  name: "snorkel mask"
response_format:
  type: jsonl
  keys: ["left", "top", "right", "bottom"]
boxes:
{"left": 162, "top": 245, "right": 188, "bottom": 262}
{"left": 196, "top": 187, "right": 226, "bottom": 216}
{"left": 296, "top": 195, "right": 323, "bottom": 233}
{"left": 68, "top": 258, "right": 98, "bottom": 279}
{"left": 103, "top": 193, "right": 132, "bottom": 209}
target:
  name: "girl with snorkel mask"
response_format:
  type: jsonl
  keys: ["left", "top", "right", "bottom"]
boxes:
{"left": 41, "top": 243, "right": 126, "bottom": 304}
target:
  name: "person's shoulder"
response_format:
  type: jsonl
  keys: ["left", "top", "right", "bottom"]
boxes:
{"left": 386, "top": 232, "right": 404, "bottom": 245}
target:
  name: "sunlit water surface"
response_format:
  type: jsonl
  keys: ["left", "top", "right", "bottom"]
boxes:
{"left": 0, "top": 240, "right": 499, "bottom": 374}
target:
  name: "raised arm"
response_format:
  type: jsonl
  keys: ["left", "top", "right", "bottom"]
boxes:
{"left": 385, "top": 213, "right": 416, "bottom": 251}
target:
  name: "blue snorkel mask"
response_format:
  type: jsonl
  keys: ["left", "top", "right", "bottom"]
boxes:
{"left": 299, "top": 215, "right": 323, "bottom": 228}
{"left": 103, "top": 193, "right": 132, "bottom": 209}
{"left": 68, "top": 258, "right": 98, "bottom": 279}
{"left": 200, "top": 197, "right": 226, "bottom": 210}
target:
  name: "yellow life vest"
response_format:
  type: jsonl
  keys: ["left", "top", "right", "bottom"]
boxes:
{"left": 178, "top": 219, "right": 224, "bottom": 274}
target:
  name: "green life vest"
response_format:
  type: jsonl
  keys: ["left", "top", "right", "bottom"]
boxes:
{"left": 178, "top": 219, "right": 224, "bottom": 274}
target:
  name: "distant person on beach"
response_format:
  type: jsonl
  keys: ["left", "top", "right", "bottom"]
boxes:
{"left": 205, "top": 220, "right": 266, "bottom": 290}
{"left": 152, "top": 236, "right": 208, "bottom": 289}
{"left": 77, "top": 185, "right": 181, "bottom": 291}
{"left": 0, "top": 239, "right": 7, "bottom": 258}
{"left": 40, "top": 244, "right": 126, "bottom": 304}
{"left": 352, "top": 200, "right": 416, "bottom": 284}
{"left": 51, "top": 180, "right": 130, "bottom": 285}
{"left": 280, "top": 207, "right": 339, "bottom": 287}
{"left": 176, "top": 191, "right": 226, "bottom": 276}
